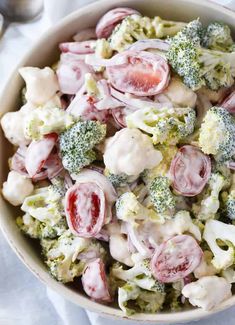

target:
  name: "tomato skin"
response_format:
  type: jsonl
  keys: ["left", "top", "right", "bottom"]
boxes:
{"left": 65, "top": 182, "right": 106, "bottom": 238}
{"left": 221, "top": 90, "right": 235, "bottom": 114}
{"left": 96, "top": 7, "right": 141, "bottom": 39}
{"left": 170, "top": 145, "right": 211, "bottom": 197}
{"left": 106, "top": 51, "right": 170, "bottom": 96}
{"left": 82, "top": 258, "right": 111, "bottom": 301}
{"left": 25, "top": 133, "right": 58, "bottom": 178}
{"left": 151, "top": 235, "right": 203, "bottom": 283}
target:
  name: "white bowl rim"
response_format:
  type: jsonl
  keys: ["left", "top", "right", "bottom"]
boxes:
{"left": 1, "top": 0, "right": 235, "bottom": 322}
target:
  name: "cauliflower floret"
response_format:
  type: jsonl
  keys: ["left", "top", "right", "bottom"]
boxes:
{"left": 203, "top": 219, "right": 235, "bottom": 270}
{"left": 111, "top": 257, "right": 165, "bottom": 293}
{"left": 103, "top": 128, "right": 162, "bottom": 176}
{"left": 162, "top": 77, "right": 197, "bottom": 108}
{"left": 41, "top": 230, "right": 91, "bottom": 282}
{"left": 142, "top": 145, "right": 178, "bottom": 181}
{"left": 199, "top": 107, "right": 235, "bottom": 162}
{"left": 0, "top": 102, "right": 34, "bottom": 146}
{"left": 25, "top": 106, "right": 74, "bottom": 140}
{"left": 194, "top": 251, "right": 218, "bottom": 279}
{"left": 108, "top": 223, "right": 134, "bottom": 267}
{"left": 116, "top": 192, "right": 163, "bottom": 224}
{"left": 182, "top": 276, "right": 232, "bottom": 310}
{"left": 2, "top": 171, "right": 34, "bottom": 206}
{"left": 21, "top": 186, "right": 62, "bottom": 226}
{"left": 222, "top": 267, "right": 235, "bottom": 284}
{"left": 193, "top": 173, "right": 227, "bottom": 220}
{"left": 19, "top": 67, "right": 59, "bottom": 106}
{"left": 126, "top": 106, "right": 196, "bottom": 145}
{"left": 147, "top": 210, "right": 201, "bottom": 245}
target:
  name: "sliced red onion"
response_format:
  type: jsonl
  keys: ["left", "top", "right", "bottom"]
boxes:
{"left": 71, "top": 168, "right": 117, "bottom": 204}
{"left": 73, "top": 28, "right": 96, "bottom": 42}
{"left": 96, "top": 7, "right": 141, "bottom": 39}
{"left": 128, "top": 39, "right": 170, "bottom": 52}
{"left": 57, "top": 54, "right": 92, "bottom": 95}
{"left": 110, "top": 87, "right": 172, "bottom": 110}
{"left": 126, "top": 223, "right": 153, "bottom": 258}
{"left": 227, "top": 161, "right": 235, "bottom": 170}
{"left": 59, "top": 41, "right": 96, "bottom": 54}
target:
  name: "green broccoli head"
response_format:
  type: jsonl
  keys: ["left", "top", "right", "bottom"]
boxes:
{"left": 17, "top": 213, "right": 68, "bottom": 239}
{"left": 109, "top": 15, "right": 186, "bottom": 52}
{"left": 126, "top": 106, "right": 196, "bottom": 145}
{"left": 59, "top": 120, "right": 106, "bottom": 173}
{"left": 167, "top": 21, "right": 235, "bottom": 90}
{"left": 199, "top": 107, "right": 235, "bottom": 163}
{"left": 150, "top": 176, "right": 175, "bottom": 214}
{"left": 178, "top": 18, "right": 203, "bottom": 44}
{"left": 224, "top": 190, "right": 235, "bottom": 220}
{"left": 202, "top": 22, "right": 234, "bottom": 51}
{"left": 41, "top": 230, "right": 91, "bottom": 283}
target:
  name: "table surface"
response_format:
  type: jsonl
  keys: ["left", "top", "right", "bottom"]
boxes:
{"left": 1, "top": 0, "right": 235, "bottom": 324}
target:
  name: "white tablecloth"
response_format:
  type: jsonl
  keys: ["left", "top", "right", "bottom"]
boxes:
{"left": 1, "top": 1, "right": 235, "bottom": 324}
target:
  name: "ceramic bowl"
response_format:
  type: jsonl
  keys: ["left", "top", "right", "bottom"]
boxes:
{"left": 1, "top": 0, "right": 235, "bottom": 322}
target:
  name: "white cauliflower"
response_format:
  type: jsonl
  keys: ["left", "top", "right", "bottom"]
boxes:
{"left": 116, "top": 192, "right": 163, "bottom": 224}
{"left": 24, "top": 106, "right": 74, "bottom": 140}
{"left": 21, "top": 186, "right": 62, "bottom": 226}
{"left": 0, "top": 103, "right": 33, "bottom": 146}
{"left": 19, "top": 67, "right": 59, "bottom": 106}
{"left": 41, "top": 230, "right": 90, "bottom": 282}
{"left": 193, "top": 173, "right": 227, "bottom": 220}
{"left": 103, "top": 128, "right": 162, "bottom": 176}
{"left": 2, "top": 171, "right": 34, "bottom": 206}
{"left": 203, "top": 219, "right": 235, "bottom": 270}
{"left": 182, "top": 276, "right": 232, "bottom": 310}
{"left": 194, "top": 251, "right": 218, "bottom": 279}
{"left": 162, "top": 77, "right": 197, "bottom": 108}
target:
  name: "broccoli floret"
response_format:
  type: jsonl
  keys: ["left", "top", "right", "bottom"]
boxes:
{"left": 178, "top": 18, "right": 203, "bottom": 44}
{"left": 127, "top": 106, "right": 196, "bottom": 145}
{"left": 59, "top": 120, "right": 106, "bottom": 173}
{"left": 107, "top": 172, "right": 129, "bottom": 187}
{"left": 95, "top": 39, "right": 113, "bottom": 58}
{"left": 118, "top": 282, "right": 165, "bottom": 315}
{"left": 150, "top": 176, "right": 175, "bottom": 214}
{"left": 167, "top": 22, "right": 235, "bottom": 90}
{"left": 109, "top": 15, "right": 186, "bottom": 52}
{"left": 199, "top": 107, "right": 235, "bottom": 162}
{"left": 224, "top": 191, "right": 235, "bottom": 220}
{"left": 202, "top": 22, "right": 234, "bottom": 51}
{"left": 116, "top": 192, "right": 163, "bottom": 224}
{"left": 18, "top": 186, "right": 68, "bottom": 239}
{"left": 41, "top": 230, "right": 91, "bottom": 283}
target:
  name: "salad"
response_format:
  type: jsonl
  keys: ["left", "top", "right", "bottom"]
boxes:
{"left": 2, "top": 7, "right": 235, "bottom": 315}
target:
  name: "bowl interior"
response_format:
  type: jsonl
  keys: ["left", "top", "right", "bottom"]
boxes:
{"left": 1, "top": 0, "right": 235, "bottom": 322}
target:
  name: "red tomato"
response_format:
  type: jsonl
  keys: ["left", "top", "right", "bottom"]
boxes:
{"left": 151, "top": 235, "right": 203, "bottom": 283}
{"left": 96, "top": 7, "right": 140, "bottom": 39}
{"left": 221, "top": 90, "right": 235, "bottom": 114}
{"left": 106, "top": 51, "right": 170, "bottom": 96}
{"left": 170, "top": 145, "right": 211, "bottom": 197}
{"left": 25, "top": 133, "right": 58, "bottom": 178}
{"left": 65, "top": 182, "right": 106, "bottom": 237}
{"left": 82, "top": 258, "right": 111, "bottom": 301}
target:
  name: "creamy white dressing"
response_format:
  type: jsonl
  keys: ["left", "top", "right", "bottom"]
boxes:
{"left": 182, "top": 276, "right": 232, "bottom": 310}
{"left": 2, "top": 171, "right": 34, "bottom": 206}
{"left": 103, "top": 128, "right": 162, "bottom": 176}
{"left": 19, "top": 67, "right": 59, "bottom": 106}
